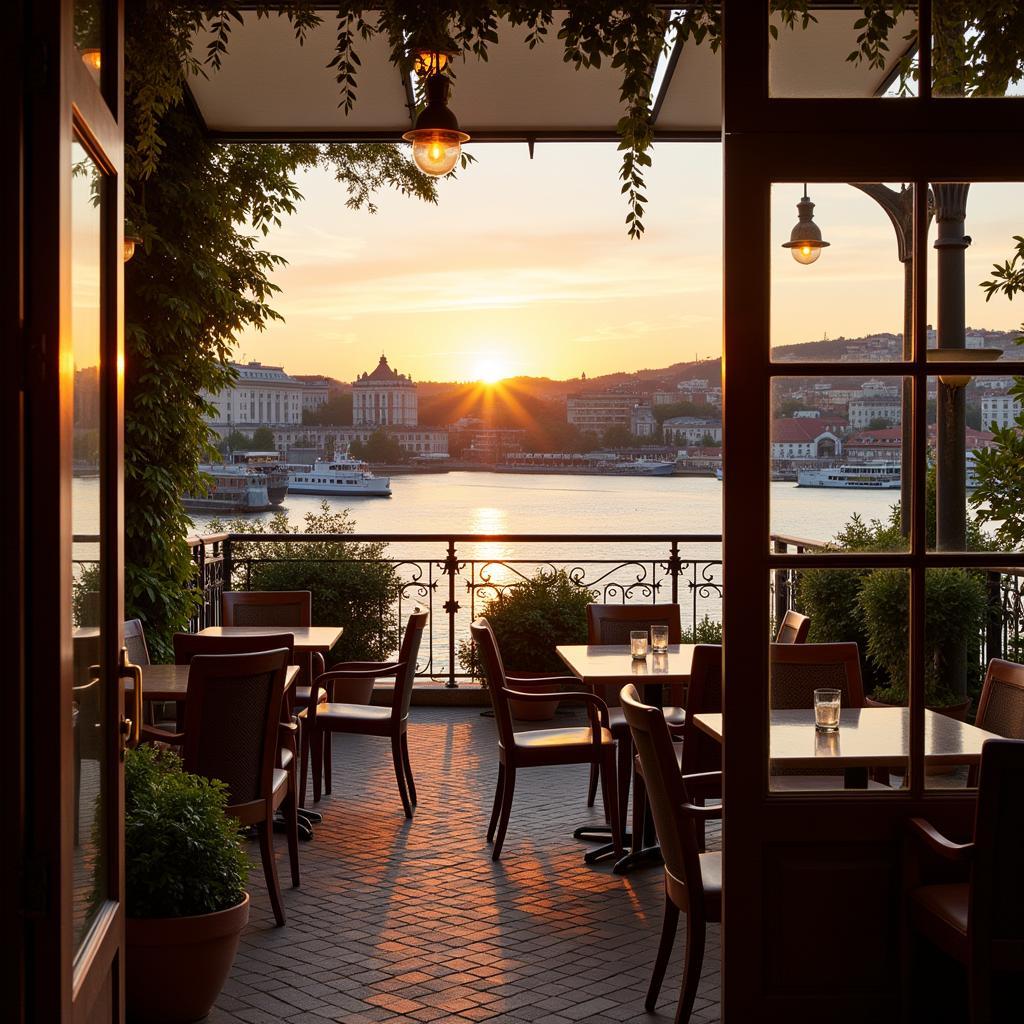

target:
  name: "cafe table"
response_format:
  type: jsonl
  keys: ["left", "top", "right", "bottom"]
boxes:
{"left": 693, "top": 707, "right": 999, "bottom": 788}
{"left": 556, "top": 643, "right": 696, "bottom": 872}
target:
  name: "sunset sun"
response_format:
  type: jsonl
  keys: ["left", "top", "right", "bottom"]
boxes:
{"left": 473, "top": 357, "right": 509, "bottom": 384}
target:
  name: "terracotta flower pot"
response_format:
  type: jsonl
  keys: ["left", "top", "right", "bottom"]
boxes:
{"left": 506, "top": 672, "right": 563, "bottom": 721}
{"left": 127, "top": 893, "right": 249, "bottom": 1023}
{"left": 327, "top": 676, "right": 375, "bottom": 704}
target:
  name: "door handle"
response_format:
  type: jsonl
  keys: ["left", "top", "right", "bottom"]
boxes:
{"left": 118, "top": 646, "right": 143, "bottom": 753}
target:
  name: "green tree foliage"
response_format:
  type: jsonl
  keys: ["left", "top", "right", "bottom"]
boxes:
{"left": 349, "top": 430, "right": 408, "bottom": 464}
{"left": 303, "top": 393, "right": 353, "bottom": 425}
{"left": 250, "top": 426, "right": 277, "bottom": 450}
{"left": 866, "top": 417, "right": 894, "bottom": 430}
{"left": 458, "top": 570, "right": 594, "bottom": 677}
{"left": 653, "top": 400, "right": 716, "bottom": 424}
{"left": 213, "top": 503, "right": 402, "bottom": 665}
{"left": 601, "top": 424, "right": 637, "bottom": 448}
{"left": 123, "top": 1, "right": 436, "bottom": 659}
{"left": 122, "top": 746, "right": 250, "bottom": 918}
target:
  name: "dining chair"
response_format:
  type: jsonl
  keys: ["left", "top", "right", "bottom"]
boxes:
{"left": 221, "top": 590, "right": 329, "bottom": 802}
{"left": 904, "top": 738, "right": 1024, "bottom": 1023}
{"left": 471, "top": 617, "right": 623, "bottom": 861}
{"left": 621, "top": 683, "right": 722, "bottom": 1024}
{"left": 306, "top": 608, "right": 428, "bottom": 818}
{"left": 181, "top": 649, "right": 297, "bottom": 927}
{"left": 123, "top": 619, "right": 158, "bottom": 727}
{"left": 769, "top": 641, "right": 878, "bottom": 789}
{"left": 173, "top": 631, "right": 301, "bottom": 838}
{"left": 967, "top": 659, "right": 1024, "bottom": 785}
{"left": 775, "top": 609, "right": 811, "bottom": 644}
{"left": 585, "top": 604, "right": 685, "bottom": 822}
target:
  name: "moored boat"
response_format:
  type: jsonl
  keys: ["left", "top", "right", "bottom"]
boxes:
{"left": 286, "top": 458, "right": 391, "bottom": 497}
{"left": 797, "top": 462, "right": 901, "bottom": 489}
{"left": 184, "top": 465, "right": 274, "bottom": 512}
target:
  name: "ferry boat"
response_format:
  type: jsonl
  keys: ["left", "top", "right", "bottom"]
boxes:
{"left": 610, "top": 458, "right": 676, "bottom": 477}
{"left": 183, "top": 465, "right": 274, "bottom": 512}
{"left": 228, "top": 451, "right": 290, "bottom": 505}
{"left": 797, "top": 462, "right": 901, "bottom": 489}
{"left": 287, "top": 458, "right": 391, "bottom": 497}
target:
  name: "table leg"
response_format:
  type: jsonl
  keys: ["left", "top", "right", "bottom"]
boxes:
{"left": 844, "top": 767, "right": 869, "bottom": 789}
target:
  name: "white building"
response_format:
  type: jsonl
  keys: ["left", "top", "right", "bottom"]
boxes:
{"left": 203, "top": 361, "right": 308, "bottom": 437}
{"left": 848, "top": 397, "right": 902, "bottom": 429}
{"left": 566, "top": 393, "right": 637, "bottom": 434}
{"left": 294, "top": 375, "right": 332, "bottom": 415}
{"left": 631, "top": 404, "right": 658, "bottom": 438}
{"left": 981, "top": 390, "right": 1022, "bottom": 430}
{"left": 352, "top": 355, "right": 418, "bottom": 427}
{"left": 273, "top": 425, "right": 448, "bottom": 457}
{"left": 662, "top": 416, "right": 723, "bottom": 445}
{"left": 771, "top": 420, "right": 842, "bottom": 460}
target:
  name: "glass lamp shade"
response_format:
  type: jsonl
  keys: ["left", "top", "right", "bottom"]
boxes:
{"left": 405, "top": 129, "right": 466, "bottom": 176}
{"left": 782, "top": 192, "right": 829, "bottom": 265}
{"left": 790, "top": 242, "right": 823, "bottom": 265}
{"left": 81, "top": 48, "right": 102, "bottom": 71}
{"left": 123, "top": 235, "right": 142, "bottom": 262}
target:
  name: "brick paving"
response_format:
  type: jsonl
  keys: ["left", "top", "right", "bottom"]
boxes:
{"left": 209, "top": 705, "right": 721, "bottom": 1024}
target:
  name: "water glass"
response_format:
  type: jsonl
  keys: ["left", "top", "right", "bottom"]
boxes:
{"left": 630, "top": 630, "right": 648, "bottom": 660}
{"left": 814, "top": 688, "right": 841, "bottom": 731}
{"left": 650, "top": 624, "right": 670, "bottom": 653}
{"left": 651, "top": 652, "right": 669, "bottom": 675}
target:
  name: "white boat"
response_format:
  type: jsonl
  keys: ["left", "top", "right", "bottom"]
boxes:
{"left": 184, "top": 465, "right": 274, "bottom": 512}
{"left": 287, "top": 458, "right": 391, "bottom": 497}
{"left": 611, "top": 459, "right": 676, "bottom": 477}
{"left": 228, "top": 451, "right": 289, "bottom": 505}
{"left": 797, "top": 462, "right": 901, "bottom": 489}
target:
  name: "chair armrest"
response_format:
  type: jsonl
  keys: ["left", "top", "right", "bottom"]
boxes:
{"left": 317, "top": 661, "right": 403, "bottom": 681}
{"left": 502, "top": 688, "right": 610, "bottom": 736}
{"left": 505, "top": 674, "right": 578, "bottom": 688}
{"left": 680, "top": 801, "right": 723, "bottom": 821}
{"left": 140, "top": 725, "right": 184, "bottom": 746}
{"left": 312, "top": 652, "right": 325, "bottom": 675}
{"left": 681, "top": 770, "right": 723, "bottom": 797}
{"left": 907, "top": 817, "right": 974, "bottom": 865}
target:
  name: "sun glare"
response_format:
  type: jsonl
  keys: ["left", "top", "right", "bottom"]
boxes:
{"left": 473, "top": 358, "right": 509, "bottom": 384}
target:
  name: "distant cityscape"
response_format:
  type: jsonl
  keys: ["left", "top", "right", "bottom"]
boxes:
{"left": 201, "top": 328, "right": 1024, "bottom": 476}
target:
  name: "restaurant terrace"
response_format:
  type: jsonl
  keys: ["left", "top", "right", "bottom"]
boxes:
{"left": 7, "top": 4, "right": 1024, "bottom": 1024}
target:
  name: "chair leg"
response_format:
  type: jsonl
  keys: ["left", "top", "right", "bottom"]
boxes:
{"left": 400, "top": 732, "right": 417, "bottom": 805}
{"left": 587, "top": 762, "right": 599, "bottom": 809}
{"left": 600, "top": 749, "right": 624, "bottom": 857}
{"left": 616, "top": 732, "right": 633, "bottom": 838}
{"left": 257, "top": 820, "right": 286, "bottom": 927}
{"left": 631, "top": 770, "right": 648, "bottom": 853}
{"left": 675, "top": 909, "right": 706, "bottom": 1024}
{"left": 299, "top": 716, "right": 310, "bottom": 807}
{"left": 284, "top": 781, "right": 300, "bottom": 888}
{"left": 391, "top": 735, "right": 414, "bottom": 818}
{"left": 646, "top": 895, "right": 680, "bottom": 1011}
{"left": 323, "top": 731, "right": 332, "bottom": 796}
{"left": 311, "top": 725, "right": 324, "bottom": 804}
{"left": 491, "top": 765, "right": 516, "bottom": 861}
{"left": 487, "top": 763, "right": 506, "bottom": 842}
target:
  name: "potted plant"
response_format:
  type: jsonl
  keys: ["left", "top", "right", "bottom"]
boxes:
{"left": 459, "top": 569, "right": 594, "bottom": 721}
{"left": 122, "top": 745, "right": 251, "bottom": 1023}
{"left": 857, "top": 566, "right": 988, "bottom": 719}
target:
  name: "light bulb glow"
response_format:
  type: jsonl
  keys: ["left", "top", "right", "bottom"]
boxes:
{"left": 791, "top": 242, "right": 822, "bottom": 265}
{"left": 123, "top": 235, "right": 142, "bottom": 262}
{"left": 407, "top": 129, "right": 465, "bottom": 176}
{"left": 82, "top": 48, "right": 101, "bottom": 71}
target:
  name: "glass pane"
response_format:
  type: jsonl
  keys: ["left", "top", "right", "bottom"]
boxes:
{"left": 74, "top": 0, "right": 104, "bottom": 86}
{"left": 772, "top": 183, "right": 915, "bottom": 363}
{"left": 770, "top": 377, "right": 910, "bottom": 552}
{"left": 71, "top": 139, "right": 107, "bottom": 953}
{"left": 932, "top": 4, "right": 1024, "bottom": 98}
{"left": 769, "top": 5, "right": 918, "bottom": 98}
{"left": 769, "top": 571, "right": 909, "bottom": 793}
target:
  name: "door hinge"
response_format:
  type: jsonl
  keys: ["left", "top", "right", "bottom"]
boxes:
{"left": 20, "top": 860, "right": 49, "bottom": 918}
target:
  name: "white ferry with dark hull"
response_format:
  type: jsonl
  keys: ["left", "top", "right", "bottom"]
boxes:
{"left": 287, "top": 458, "right": 391, "bottom": 497}
{"left": 797, "top": 462, "right": 901, "bottom": 489}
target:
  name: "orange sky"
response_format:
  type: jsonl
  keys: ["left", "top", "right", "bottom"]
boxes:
{"left": 234, "top": 143, "right": 1024, "bottom": 383}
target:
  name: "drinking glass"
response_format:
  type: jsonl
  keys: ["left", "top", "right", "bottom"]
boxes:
{"left": 630, "top": 630, "right": 648, "bottom": 659}
{"left": 650, "top": 624, "right": 669, "bottom": 653}
{"left": 814, "top": 688, "right": 841, "bottom": 731}
{"left": 651, "top": 652, "right": 669, "bottom": 674}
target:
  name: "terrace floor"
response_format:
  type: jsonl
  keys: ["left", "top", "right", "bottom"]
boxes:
{"left": 209, "top": 705, "right": 722, "bottom": 1024}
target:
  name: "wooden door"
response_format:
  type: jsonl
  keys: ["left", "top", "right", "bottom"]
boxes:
{"left": 20, "top": 1, "right": 127, "bottom": 1021}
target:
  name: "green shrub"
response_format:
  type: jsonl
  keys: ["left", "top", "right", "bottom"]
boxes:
{"left": 215, "top": 502, "right": 402, "bottom": 665}
{"left": 681, "top": 614, "right": 723, "bottom": 644}
{"left": 458, "top": 569, "right": 595, "bottom": 677}
{"left": 858, "top": 567, "right": 987, "bottom": 707}
{"left": 123, "top": 745, "right": 249, "bottom": 918}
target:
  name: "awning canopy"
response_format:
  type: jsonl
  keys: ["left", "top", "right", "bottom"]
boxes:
{"left": 188, "top": 7, "right": 915, "bottom": 142}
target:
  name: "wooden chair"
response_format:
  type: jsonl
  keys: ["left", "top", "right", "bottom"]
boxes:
{"left": 967, "top": 659, "right": 1024, "bottom": 786}
{"left": 173, "top": 631, "right": 302, "bottom": 839}
{"left": 306, "top": 608, "right": 428, "bottom": 818}
{"left": 221, "top": 590, "right": 329, "bottom": 803}
{"left": 769, "top": 641, "right": 879, "bottom": 789}
{"left": 904, "top": 738, "right": 1024, "bottom": 1023}
{"left": 775, "top": 609, "right": 810, "bottom": 644}
{"left": 620, "top": 683, "right": 722, "bottom": 1024}
{"left": 124, "top": 618, "right": 157, "bottom": 727}
{"left": 181, "top": 649, "right": 297, "bottom": 927}
{"left": 471, "top": 617, "right": 623, "bottom": 861}
{"left": 585, "top": 604, "right": 685, "bottom": 823}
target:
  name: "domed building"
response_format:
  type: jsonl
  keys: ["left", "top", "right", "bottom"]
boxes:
{"left": 352, "top": 354, "right": 418, "bottom": 427}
